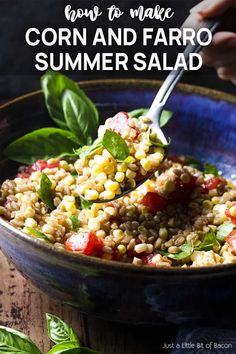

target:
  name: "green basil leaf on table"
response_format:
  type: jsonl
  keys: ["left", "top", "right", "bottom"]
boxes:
{"left": 3, "top": 128, "right": 80, "bottom": 165}
{"left": 161, "top": 242, "right": 193, "bottom": 260}
{"left": 196, "top": 231, "right": 220, "bottom": 251}
{"left": 204, "top": 163, "right": 219, "bottom": 177}
{"left": 46, "top": 314, "right": 80, "bottom": 346}
{"left": 38, "top": 173, "right": 55, "bottom": 210}
{"left": 0, "top": 326, "right": 41, "bottom": 354}
{"left": 41, "top": 71, "right": 99, "bottom": 134}
{"left": 216, "top": 221, "right": 236, "bottom": 243}
{"left": 47, "top": 346, "right": 100, "bottom": 354}
{"left": 62, "top": 90, "right": 98, "bottom": 145}
{"left": 26, "top": 227, "right": 51, "bottom": 242}
{"left": 102, "top": 130, "right": 129, "bottom": 161}
{"left": 67, "top": 216, "right": 81, "bottom": 231}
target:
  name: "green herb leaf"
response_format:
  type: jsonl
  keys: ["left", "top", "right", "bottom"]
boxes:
{"left": 41, "top": 71, "right": 99, "bottom": 132}
{"left": 26, "top": 227, "right": 51, "bottom": 242}
{"left": 159, "top": 110, "right": 173, "bottom": 128}
{"left": 102, "top": 130, "right": 129, "bottom": 161}
{"left": 0, "top": 326, "right": 41, "bottom": 354}
{"left": 3, "top": 128, "right": 80, "bottom": 165}
{"left": 74, "top": 140, "right": 102, "bottom": 159}
{"left": 196, "top": 231, "right": 220, "bottom": 251}
{"left": 46, "top": 314, "right": 80, "bottom": 346}
{"left": 148, "top": 130, "right": 171, "bottom": 149}
{"left": 79, "top": 197, "right": 93, "bottom": 210}
{"left": 204, "top": 163, "right": 219, "bottom": 176}
{"left": 47, "top": 345, "right": 100, "bottom": 354}
{"left": 38, "top": 173, "right": 55, "bottom": 210}
{"left": 216, "top": 222, "right": 236, "bottom": 243}
{"left": 46, "top": 341, "right": 79, "bottom": 354}
{"left": 62, "top": 90, "right": 98, "bottom": 145}
{"left": 185, "top": 156, "right": 202, "bottom": 170}
{"left": 128, "top": 108, "right": 148, "bottom": 118}
{"left": 68, "top": 216, "right": 81, "bottom": 231}
{"left": 162, "top": 243, "right": 193, "bottom": 260}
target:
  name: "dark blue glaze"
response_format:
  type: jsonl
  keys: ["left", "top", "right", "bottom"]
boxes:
{"left": 0, "top": 80, "right": 236, "bottom": 325}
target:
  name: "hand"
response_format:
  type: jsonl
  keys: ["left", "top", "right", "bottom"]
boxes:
{"left": 191, "top": 0, "right": 236, "bottom": 84}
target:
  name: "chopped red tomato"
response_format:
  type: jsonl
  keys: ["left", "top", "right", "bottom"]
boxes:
{"left": 204, "top": 177, "right": 225, "bottom": 191}
{"left": 225, "top": 203, "right": 236, "bottom": 225}
{"left": 141, "top": 192, "right": 168, "bottom": 214}
{"left": 170, "top": 175, "right": 196, "bottom": 203}
{"left": 141, "top": 253, "right": 155, "bottom": 266}
{"left": 226, "top": 230, "right": 236, "bottom": 255}
{"left": 32, "top": 159, "right": 60, "bottom": 172}
{"left": 65, "top": 231, "right": 104, "bottom": 255}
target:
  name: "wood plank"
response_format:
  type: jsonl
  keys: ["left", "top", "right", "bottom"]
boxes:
{"left": 0, "top": 250, "right": 176, "bottom": 353}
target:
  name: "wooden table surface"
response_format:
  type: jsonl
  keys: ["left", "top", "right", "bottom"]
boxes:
{"left": 0, "top": 250, "right": 177, "bottom": 354}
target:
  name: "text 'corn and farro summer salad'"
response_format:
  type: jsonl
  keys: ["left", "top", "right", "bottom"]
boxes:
{"left": 1, "top": 71, "right": 236, "bottom": 268}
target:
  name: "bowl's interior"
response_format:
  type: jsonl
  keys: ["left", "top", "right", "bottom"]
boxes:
{"left": 1, "top": 79, "right": 236, "bottom": 183}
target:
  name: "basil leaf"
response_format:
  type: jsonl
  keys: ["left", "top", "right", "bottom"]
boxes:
{"left": 216, "top": 222, "right": 236, "bottom": 243}
{"left": 46, "top": 314, "right": 79, "bottom": 346}
{"left": 67, "top": 216, "right": 81, "bottom": 231}
{"left": 38, "top": 173, "right": 55, "bottom": 210}
{"left": 204, "top": 163, "right": 219, "bottom": 176}
{"left": 196, "top": 231, "right": 220, "bottom": 251}
{"left": 163, "top": 243, "right": 193, "bottom": 260}
{"left": 148, "top": 130, "right": 171, "bottom": 148}
{"left": 26, "top": 227, "right": 51, "bottom": 242}
{"left": 74, "top": 141, "right": 102, "bottom": 159}
{"left": 185, "top": 156, "right": 202, "bottom": 170}
{"left": 128, "top": 108, "right": 148, "bottom": 118}
{"left": 159, "top": 110, "right": 173, "bottom": 128}
{"left": 41, "top": 71, "right": 99, "bottom": 132}
{"left": 47, "top": 346, "right": 100, "bottom": 354}
{"left": 3, "top": 128, "right": 80, "bottom": 165}
{"left": 0, "top": 326, "right": 41, "bottom": 354}
{"left": 47, "top": 341, "right": 79, "bottom": 354}
{"left": 102, "top": 130, "right": 129, "bottom": 161}
{"left": 79, "top": 197, "right": 93, "bottom": 210}
{"left": 62, "top": 90, "right": 98, "bottom": 145}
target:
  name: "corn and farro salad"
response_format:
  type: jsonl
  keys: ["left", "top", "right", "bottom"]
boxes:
{"left": 1, "top": 110, "right": 236, "bottom": 268}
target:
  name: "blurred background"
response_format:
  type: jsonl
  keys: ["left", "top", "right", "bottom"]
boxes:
{"left": 0, "top": 0, "right": 235, "bottom": 98}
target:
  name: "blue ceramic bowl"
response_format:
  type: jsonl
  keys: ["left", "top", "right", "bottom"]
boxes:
{"left": 1, "top": 79, "right": 236, "bottom": 325}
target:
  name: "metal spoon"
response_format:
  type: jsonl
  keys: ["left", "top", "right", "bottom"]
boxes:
{"left": 83, "top": 13, "right": 223, "bottom": 204}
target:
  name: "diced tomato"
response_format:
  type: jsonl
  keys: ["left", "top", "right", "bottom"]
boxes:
{"left": 225, "top": 203, "right": 236, "bottom": 225}
{"left": 65, "top": 231, "right": 104, "bottom": 255}
{"left": 170, "top": 175, "right": 196, "bottom": 203}
{"left": 204, "top": 177, "right": 224, "bottom": 191}
{"left": 141, "top": 253, "right": 155, "bottom": 266}
{"left": 226, "top": 230, "right": 236, "bottom": 255}
{"left": 141, "top": 192, "right": 168, "bottom": 214}
{"left": 32, "top": 160, "right": 60, "bottom": 172}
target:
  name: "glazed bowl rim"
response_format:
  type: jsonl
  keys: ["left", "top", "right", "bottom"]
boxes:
{"left": 1, "top": 78, "right": 236, "bottom": 276}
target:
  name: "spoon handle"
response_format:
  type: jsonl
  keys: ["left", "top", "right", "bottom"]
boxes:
{"left": 147, "top": 14, "right": 223, "bottom": 122}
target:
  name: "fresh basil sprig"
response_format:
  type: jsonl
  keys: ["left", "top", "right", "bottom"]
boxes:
{"left": 3, "top": 128, "right": 80, "bottom": 165}
{"left": 41, "top": 70, "right": 99, "bottom": 135}
{"left": 0, "top": 314, "right": 100, "bottom": 354}
{"left": 0, "top": 326, "right": 41, "bottom": 354}
{"left": 67, "top": 216, "right": 81, "bottom": 231}
{"left": 128, "top": 108, "right": 173, "bottom": 128}
{"left": 74, "top": 140, "right": 103, "bottom": 160}
{"left": 195, "top": 231, "right": 220, "bottom": 252}
{"left": 38, "top": 173, "right": 55, "bottom": 210}
{"left": 102, "top": 129, "right": 129, "bottom": 161}
{"left": 160, "top": 243, "right": 193, "bottom": 260}
{"left": 203, "top": 163, "right": 219, "bottom": 177}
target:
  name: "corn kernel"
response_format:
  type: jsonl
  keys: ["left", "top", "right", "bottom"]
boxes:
{"left": 85, "top": 190, "right": 99, "bottom": 201}
{"left": 117, "top": 163, "right": 127, "bottom": 173}
{"left": 135, "top": 150, "right": 146, "bottom": 160}
{"left": 42, "top": 224, "right": 54, "bottom": 234}
{"left": 132, "top": 257, "right": 142, "bottom": 266}
{"left": 212, "top": 197, "right": 220, "bottom": 205}
{"left": 140, "top": 158, "right": 152, "bottom": 171}
{"left": 95, "top": 172, "right": 107, "bottom": 184}
{"left": 126, "top": 169, "right": 136, "bottom": 179}
{"left": 25, "top": 218, "right": 37, "bottom": 228}
{"left": 88, "top": 218, "right": 101, "bottom": 231}
{"left": 59, "top": 160, "right": 69, "bottom": 170}
{"left": 100, "top": 191, "right": 115, "bottom": 200}
{"left": 230, "top": 205, "right": 236, "bottom": 217}
{"left": 114, "top": 172, "right": 124, "bottom": 183}
{"left": 118, "top": 244, "right": 126, "bottom": 254}
{"left": 104, "top": 164, "right": 115, "bottom": 174}
{"left": 96, "top": 230, "right": 106, "bottom": 238}
{"left": 104, "top": 207, "right": 117, "bottom": 217}
{"left": 104, "top": 180, "right": 119, "bottom": 193}
{"left": 134, "top": 243, "right": 148, "bottom": 253}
